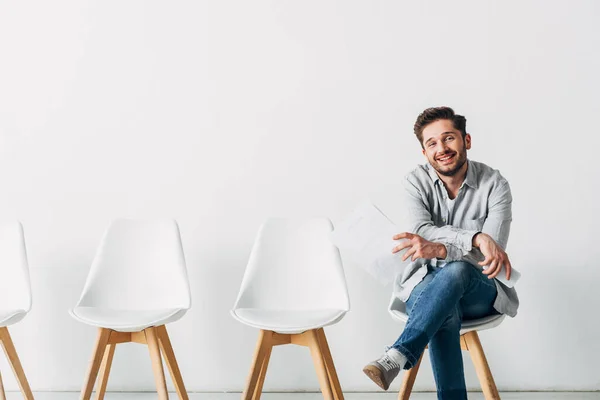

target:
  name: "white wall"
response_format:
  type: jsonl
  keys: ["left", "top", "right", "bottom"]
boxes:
{"left": 0, "top": 0, "right": 598, "bottom": 392}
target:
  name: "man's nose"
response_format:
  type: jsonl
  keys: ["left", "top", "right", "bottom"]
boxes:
{"left": 436, "top": 142, "right": 449, "bottom": 154}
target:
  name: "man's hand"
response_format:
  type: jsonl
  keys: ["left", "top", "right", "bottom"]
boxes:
{"left": 392, "top": 232, "right": 447, "bottom": 261}
{"left": 473, "top": 233, "right": 512, "bottom": 280}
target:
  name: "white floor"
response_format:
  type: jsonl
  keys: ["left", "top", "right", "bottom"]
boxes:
{"left": 1, "top": 393, "right": 598, "bottom": 400}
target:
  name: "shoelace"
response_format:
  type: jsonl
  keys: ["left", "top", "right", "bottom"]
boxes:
{"left": 379, "top": 346, "right": 401, "bottom": 371}
{"left": 378, "top": 354, "right": 400, "bottom": 371}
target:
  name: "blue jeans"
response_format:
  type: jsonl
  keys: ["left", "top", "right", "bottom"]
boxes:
{"left": 392, "top": 261, "right": 499, "bottom": 400}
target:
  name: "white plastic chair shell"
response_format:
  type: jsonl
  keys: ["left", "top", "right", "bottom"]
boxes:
{"left": 231, "top": 218, "right": 350, "bottom": 334}
{"left": 388, "top": 294, "right": 505, "bottom": 335}
{"left": 70, "top": 219, "right": 191, "bottom": 332}
{"left": 0, "top": 221, "right": 32, "bottom": 327}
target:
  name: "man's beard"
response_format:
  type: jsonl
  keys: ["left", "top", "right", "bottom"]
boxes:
{"left": 433, "top": 148, "right": 467, "bottom": 177}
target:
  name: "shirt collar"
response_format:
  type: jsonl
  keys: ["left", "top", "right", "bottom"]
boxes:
{"left": 427, "top": 160, "right": 478, "bottom": 189}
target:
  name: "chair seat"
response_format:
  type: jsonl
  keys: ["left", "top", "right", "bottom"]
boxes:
{"left": 231, "top": 308, "right": 347, "bottom": 334}
{"left": 388, "top": 294, "right": 505, "bottom": 335}
{"left": 389, "top": 308, "right": 505, "bottom": 335}
{"left": 70, "top": 307, "right": 188, "bottom": 332}
{"left": 0, "top": 309, "right": 27, "bottom": 328}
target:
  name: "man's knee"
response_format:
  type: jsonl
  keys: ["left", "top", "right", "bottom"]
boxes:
{"left": 437, "top": 261, "right": 475, "bottom": 287}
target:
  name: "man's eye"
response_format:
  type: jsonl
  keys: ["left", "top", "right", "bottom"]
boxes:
{"left": 445, "top": 136, "right": 454, "bottom": 141}
{"left": 428, "top": 142, "right": 435, "bottom": 147}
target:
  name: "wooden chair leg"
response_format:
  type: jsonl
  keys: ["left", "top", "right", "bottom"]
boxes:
{"left": 464, "top": 331, "right": 500, "bottom": 400}
{"left": 145, "top": 327, "right": 169, "bottom": 400}
{"left": 252, "top": 338, "right": 273, "bottom": 400}
{"left": 80, "top": 328, "right": 112, "bottom": 400}
{"left": 398, "top": 352, "right": 424, "bottom": 400}
{"left": 306, "top": 329, "right": 334, "bottom": 400}
{"left": 0, "top": 371, "right": 6, "bottom": 400}
{"left": 0, "top": 327, "right": 34, "bottom": 400}
{"left": 243, "top": 330, "right": 273, "bottom": 400}
{"left": 95, "top": 343, "right": 116, "bottom": 400}
{"left": 315, "top": 328, "right": 343, "bottom": 400}
{"left": 156, "top": 325, "right": 189, "bottom": 400}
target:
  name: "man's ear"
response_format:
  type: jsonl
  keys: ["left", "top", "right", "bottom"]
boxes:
{"left": 465, "top": 133, "right": 472, "bottom": 150}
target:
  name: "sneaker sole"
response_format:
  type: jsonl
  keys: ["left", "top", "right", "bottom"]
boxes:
{"left": 362, "top": 365, "right": 389, "bottom": 391}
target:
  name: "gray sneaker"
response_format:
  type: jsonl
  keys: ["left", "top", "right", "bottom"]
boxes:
{"left": 362, "top": 352, "right": 402, "bottom": 390}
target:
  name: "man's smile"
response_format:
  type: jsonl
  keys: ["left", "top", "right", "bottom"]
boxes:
{"left": 436, "top": 153, "right": 456, "bottom": 165}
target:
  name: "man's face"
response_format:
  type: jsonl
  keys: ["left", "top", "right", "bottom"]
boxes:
{"left": 421, "top": 119, "right": 471, "bottom": 177}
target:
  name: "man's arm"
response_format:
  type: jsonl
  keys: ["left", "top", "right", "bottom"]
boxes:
{"left": 445, "top": 180, "right": 512, "bottom": 262}
{"left": 402, "top": 175, "right": 481, "bottom": 257}
{"left": 471, "top": 180, "right": 513, "bottom": 279}
{"left": 399, "top": 175, "right": 513, "bottom": 271}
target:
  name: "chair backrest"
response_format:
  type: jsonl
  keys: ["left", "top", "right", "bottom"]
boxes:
{"left": 76, "top": 219, "right": 191, "bottom": 310}
{"left": 0, "top": 221, "right": 32, "bottom": 312}
{"left": 233, "top": 218, "right": 350, "bottom": 311}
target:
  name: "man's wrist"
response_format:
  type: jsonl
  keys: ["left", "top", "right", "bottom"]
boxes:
{"left": 472, "top": 232, "right": 483, "bottom": 248}
{"left": 437, "top": 243, "right": 447, "bottom": 259}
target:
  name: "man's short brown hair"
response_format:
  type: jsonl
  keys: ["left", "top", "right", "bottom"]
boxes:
{"left": 414, "top": 107, "right": 467, "bottom": 146}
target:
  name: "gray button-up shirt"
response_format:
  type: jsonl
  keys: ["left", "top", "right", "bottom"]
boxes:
{"left": 393, "top": 159, "right": 519, "bottom": 317}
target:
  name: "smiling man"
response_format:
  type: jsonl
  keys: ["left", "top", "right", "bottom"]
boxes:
{"left": 363, "top": 107, "right": 519, "bottom": 399}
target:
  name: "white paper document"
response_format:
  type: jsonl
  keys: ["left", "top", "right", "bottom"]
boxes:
{"left": 483, "top": 264, "right": 520, "bottom": 288}
{"left": 330, "top": 201, "right": 410, "bottom": 286}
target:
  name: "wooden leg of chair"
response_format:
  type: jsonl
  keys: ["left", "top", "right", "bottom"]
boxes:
{"left": 0, "top": 371, "right": 6, "bottom": 400}
{"left": 95, "top": 343, "right": 116, "bottom": 400}
{"left": 0, "top": 327, "right": 34, "bottom": 400}
{"left": 80, "top": 328, "right": 112, "bottom": 400}
{"left": 398, "top": 352, "right": 424, "bottom": 400}
{"left": 156, "top": 325, "right": 189, "bottom": 400}
{"left": 252, "top": 339, "right": 273, "bottom": 400}
{"left": 307, "top": 329, "right": 334, "bottom": 400}
{"left": 315, "top": 329, "right": 343, "bottom": 400}
{"left": 464, "top": 331, "right": 500, "bottom": 400}
{"left": 242, "top": 330, "right": 273, "bottom": 400}
{"left": 145, "top": 327, "right": 169, "bottom": 400}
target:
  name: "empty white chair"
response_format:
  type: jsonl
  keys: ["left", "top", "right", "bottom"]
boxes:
{"left": 71, "top": 219, "right": 191, "bottom": 400}
{"left": 0, "top": 221, "right": 34, "bottom": 399}
{"left": 232, "top": 218, "right": 350, "bottom": 399}
{"left": 389, "top": 295, "right": 505, "bottom": 399}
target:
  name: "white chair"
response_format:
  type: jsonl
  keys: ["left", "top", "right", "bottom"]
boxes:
{"left": 0, "top": 221, "right": 34, "bottom": 399}
{"left": 388, "top": 295, "right": 505, "bottom": 399}
{"left": 232, "top": 218, "right": 350, "bottom": 400}
{"left": 71, "top": 219, "right": 191, "bottom": 400}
